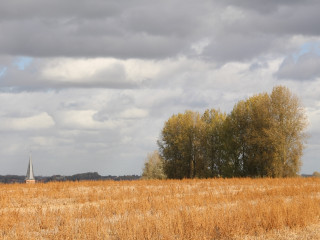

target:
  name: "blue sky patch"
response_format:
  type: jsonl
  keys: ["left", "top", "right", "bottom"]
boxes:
{"left": 292, "top": 42, "right": 320, "bottom": 62}
{"left": 13, "top": 56, "right": 33, "bottom": 70}
{"left": 0, "top": 67, "right": 7, "bottom": 78}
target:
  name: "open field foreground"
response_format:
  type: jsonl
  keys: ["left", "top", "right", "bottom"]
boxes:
{"left": 1, "top": 178, "right": 320, "bottom": 240}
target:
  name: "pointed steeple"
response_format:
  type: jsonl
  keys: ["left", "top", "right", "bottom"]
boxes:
{"left": 26, "top": 154, "right": 35, "bottom": 181}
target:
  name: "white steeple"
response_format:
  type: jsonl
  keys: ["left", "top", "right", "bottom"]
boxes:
{"left": 26, "top": 154, "right": 35, "bottom": 181}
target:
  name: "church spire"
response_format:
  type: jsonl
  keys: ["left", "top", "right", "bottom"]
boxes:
{"left": 26, "top": 153, "right": 35, "bottom": 183}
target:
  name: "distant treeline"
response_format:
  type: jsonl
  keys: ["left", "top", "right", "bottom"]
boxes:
{"left": 0, "top": 172, "right": 141, "bottom": 183}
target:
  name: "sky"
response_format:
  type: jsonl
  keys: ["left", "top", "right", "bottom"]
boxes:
{"left": 1, "top": 0, "right": 320, "bottom": 176}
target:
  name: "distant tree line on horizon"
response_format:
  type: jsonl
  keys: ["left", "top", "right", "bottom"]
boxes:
{"left": 143, "top": 86, "right": 308, "bottom": 179}
{"left": 0, "top": 172, "right": 141, "bottom": 183}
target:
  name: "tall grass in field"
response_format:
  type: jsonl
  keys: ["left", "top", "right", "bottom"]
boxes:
{"left": 1, "top": 178, "right": 320, "bottom": 239}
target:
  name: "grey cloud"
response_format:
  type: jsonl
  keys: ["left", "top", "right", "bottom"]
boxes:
{"left": 0, "top": 25, "right": 186, "bottom": 59}
{"left": 227, "top": 0, "right": 306, "bottom": 14}
{"left": 0, "top": 2, "right": 310, "bottom": 60}
{"left": 93, "top": 93, "right": 135, "bottom": 122}
{"left": 201, "top": 1, "right": 320, "bottom": 62}
{"left": 0, "top": 1, "right": 123, "bottom": 20}
{"left": 1, "top": 0, "right": 320, "bottom": 62}
{"left": 239, "top": 4, "right": 320, "bottom": 36}
{"left": 0, "top": 0, "right": 206, "bottom": 59}
{"left": 203, "top": 33, "right": 275, "bottom": 63}
{"left": 276, "top": 53, "right": 320, "bottom": 80}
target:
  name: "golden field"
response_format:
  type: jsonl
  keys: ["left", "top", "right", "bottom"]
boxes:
{"left": 1, "top": 178, "right": 320, "bottom": 240}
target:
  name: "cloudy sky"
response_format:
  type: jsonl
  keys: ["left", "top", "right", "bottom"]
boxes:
{"left": 1, "top": 0, "right": 320, "bottom": 176}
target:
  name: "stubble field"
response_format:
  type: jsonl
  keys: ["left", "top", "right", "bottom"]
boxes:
{"left": 1, "top": 178, "right": 320, "bottom": 239}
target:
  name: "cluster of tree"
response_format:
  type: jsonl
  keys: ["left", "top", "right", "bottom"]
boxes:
{"left": 157, "top": 86, "right": 308, "bottom": 179}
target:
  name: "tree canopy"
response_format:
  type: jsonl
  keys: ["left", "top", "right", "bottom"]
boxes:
{"left": 158, "top": 86, "right": 308, "bottom": 179}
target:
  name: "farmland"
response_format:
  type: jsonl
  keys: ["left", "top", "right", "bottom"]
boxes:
{"left": 1, "top": 178, "right": 320, "bottom": 239}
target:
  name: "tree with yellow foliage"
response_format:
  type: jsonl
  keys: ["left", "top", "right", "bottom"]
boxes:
{"left": 158, "top": 111, "right": 204, "bottom": 179}
{"left": 142, "top": 150, "right": 167, "bottom": 180}
{"left": 226, "top": 86, "right": 307, "bottom": 177}
{"left": 268, "top": 86, "right": 308, "bottom": 177}
{"left": 201, "top": 109, "right": 227, "bottom": 177}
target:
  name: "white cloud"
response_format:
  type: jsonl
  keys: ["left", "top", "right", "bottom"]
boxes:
{"left": 37, "top": 57, "right": 164, "bottom": 88}
{"left": 119, "top": 108, "right": 148, "bottom": 119}
{"left": 55, "top": 110, "right": 119, "bottom": 130}
{"left": 42, "top": 58, "right": 119, "bottom": 82}
{"left": 0, "top": 112, "right": 54, "bottom": 131}
{"left": 306, "top": 106, "right": 320, "bottom": 133}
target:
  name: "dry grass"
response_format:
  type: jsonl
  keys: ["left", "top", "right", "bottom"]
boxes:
{"left": 1, "top": 178, "right": 320, "bottom": 239}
